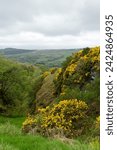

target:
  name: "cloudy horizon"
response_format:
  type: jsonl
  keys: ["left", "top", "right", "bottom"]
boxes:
{"left": 0, "top": 0, "right": 100, "bottom": 49}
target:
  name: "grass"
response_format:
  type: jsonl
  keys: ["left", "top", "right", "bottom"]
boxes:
{"left": 0, "top": 116, "right": 99, "bottom": 150}
{"left": 0, "top": 116, "right": 25, "bottom": 128}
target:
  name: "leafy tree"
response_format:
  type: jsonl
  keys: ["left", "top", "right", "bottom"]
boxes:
{"left": 0, "top": 56, "right": 42, "bottom": 115}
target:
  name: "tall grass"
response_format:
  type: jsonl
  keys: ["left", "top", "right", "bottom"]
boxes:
{"left": 0, "top": 116, "right": 99, "bottom": 150}
{"left": 0, "top": 122, "right": 21, "bottom": 135}
{"left": 0, "top": 141, "right": 19, "bottom": 150}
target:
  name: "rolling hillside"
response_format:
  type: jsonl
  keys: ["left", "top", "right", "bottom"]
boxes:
{"left": 0, "top": 48, "right": 79, "bottom": 67}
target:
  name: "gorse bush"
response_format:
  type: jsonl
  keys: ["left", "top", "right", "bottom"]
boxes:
{"left": 54, "top": 47, "right": 100, "bottom": 96}
{"left": 22, "top": 99, "right": 88, "bottom": 138}
{"left": 55, "top": 76, "right": 99, "bottom": 103}
{"left": 22, "top": 115, "right": 37, "bottom": 134}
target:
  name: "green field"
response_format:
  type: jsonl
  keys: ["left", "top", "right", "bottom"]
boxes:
{"left": 0, "top": 116, "right": 99, "bottom": 150}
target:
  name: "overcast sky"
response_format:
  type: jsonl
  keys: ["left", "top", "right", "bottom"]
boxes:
{"left": 0, "top": 0, "right": 100, "bottom": 49}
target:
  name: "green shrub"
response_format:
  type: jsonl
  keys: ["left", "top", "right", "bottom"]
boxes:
{"left": 94, "top": 116, "right": 100, "bottom": 136}
{"left": 84, "top": 116, "right": 100, "bottom": 138}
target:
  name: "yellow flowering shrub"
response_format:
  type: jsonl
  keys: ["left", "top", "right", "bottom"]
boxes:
{"left": 49, "top": 68, "right": 56, "bottom": 74}
{"left": 65, "top": 63, "right": 77, "bottom": 75}
{"left": 54, "top": 68, "right": 62, "bottom": 80}
{"left": 22, "top": 99, "right": 88, "bottom": 137}
{"left": 22, "top": 115, "right": 37, "bottom": 133}
{"left": 42, "top": 71, "right": 50, "bottom": 78}
{"left": 64, "top": 47, "right": 99, "bottom": 80}
{"left": 54, "top": 47, "right": 100, "bottom": 95}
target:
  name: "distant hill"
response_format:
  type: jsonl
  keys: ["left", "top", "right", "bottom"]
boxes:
{"left": 0, "top": 48, "right": 80, "bottom": 67}
{"left": 0, "top": 48, "right": 36, "bottom": 55}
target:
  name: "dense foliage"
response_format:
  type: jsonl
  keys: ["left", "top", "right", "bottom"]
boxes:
{"left": 54, "top": 47, "right": 100, "bottom": 95}
{"left": 0, "top": 47, "right": 100, "bottom": 149}
{"left": 22, "top": 99, "right": 88, "bottom": 138}
{"left": 23, "top": 46, "right": 100, "bottom": 138}
{"left": 0, "top": 56, "right": 42, "bottom": 116}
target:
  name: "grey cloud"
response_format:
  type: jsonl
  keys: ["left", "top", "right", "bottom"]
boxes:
{"left": 0, "top": 0, "right": 99, "bottom": 48}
